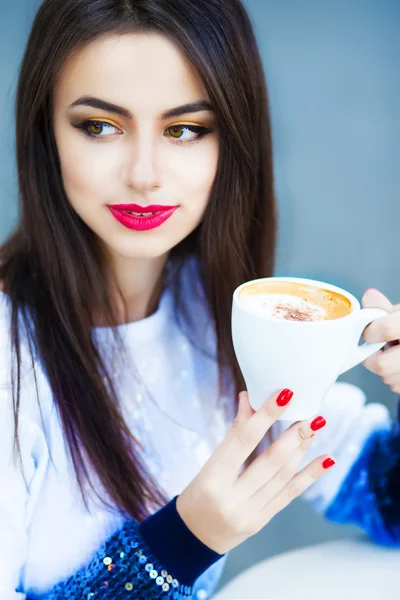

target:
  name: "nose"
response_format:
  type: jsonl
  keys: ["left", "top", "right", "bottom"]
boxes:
{"left": 124, "top": 126, "right": 161, "bottom": 193}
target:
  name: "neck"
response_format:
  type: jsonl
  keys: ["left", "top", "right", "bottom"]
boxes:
{"left": 99, "top": 252, "right": 169, "bottom": 327}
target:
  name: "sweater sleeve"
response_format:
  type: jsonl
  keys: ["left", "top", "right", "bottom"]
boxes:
{"left": 324, "top": 407, "right": 400, "bottom": 545}
{"left": 26, "top": 497, "right": 223, "bottom": 600}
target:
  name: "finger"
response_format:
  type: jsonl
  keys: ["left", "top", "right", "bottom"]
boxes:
{"left": 235, "top": 391, "right": 256, "bottom": 425}
{"left": 362, "top": 288, "right": 393, "bottom": 312}
{"left": 221, "top": 388, "right": 294, "bottom": 473}
{"left": 249, "top": 433, "right": 316, "bottom": 509}
{"left": 235, "top": 414, "right": 326, "bottom": 497}
{"left": 363, "top": 310, "right": 400, "bottom": 344}
{"left": 259, "top": 454, "right": 336, "bottom": 523}
{"left": 363, "top": 344, "right": 400, "bottom": 377}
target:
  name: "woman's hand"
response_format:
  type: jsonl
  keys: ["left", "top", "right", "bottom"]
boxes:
{"left": 362, "top": 288, "right": 400, "bottom": 394}
{"left": 176, "top": 389, "right": 334, "bottom": 555}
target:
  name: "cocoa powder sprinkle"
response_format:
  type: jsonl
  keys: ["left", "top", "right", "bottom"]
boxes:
{"left": 271, "top": 302, "right": 320, "bottom": 322}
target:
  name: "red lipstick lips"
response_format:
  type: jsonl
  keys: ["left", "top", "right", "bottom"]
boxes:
{"left": 108, "top": 203, "right": 178, "bottom": 231}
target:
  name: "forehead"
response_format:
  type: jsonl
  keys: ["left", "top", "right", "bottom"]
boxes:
{"left": 53, "top": 31, "right": 208, "bottom": 115}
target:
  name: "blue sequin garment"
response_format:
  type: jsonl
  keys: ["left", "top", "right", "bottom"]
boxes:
{"left": 28, "top": 520, "right": 193, "bottom": 599}
{"left": 326, "top": 418, "right": 400, "bottom": 545}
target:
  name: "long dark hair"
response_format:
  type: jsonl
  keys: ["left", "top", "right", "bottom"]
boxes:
{"left": 0, "top": 0, "right": 276, "bottom": 521}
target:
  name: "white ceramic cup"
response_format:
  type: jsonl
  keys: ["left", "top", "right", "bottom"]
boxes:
{"left": 231, "top": 276, "right": 388, "bottom": 421}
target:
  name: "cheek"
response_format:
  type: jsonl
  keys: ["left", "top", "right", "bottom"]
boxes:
{"left": 55, "top": 131, "right": 117, "bottom": 211}
{"left": 170, "top": 141, "right": 219, "bottom": 211}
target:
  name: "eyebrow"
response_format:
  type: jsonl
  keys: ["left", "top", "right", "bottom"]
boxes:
{"left": 68, "top": 96, "right": 214, "bottom": 119}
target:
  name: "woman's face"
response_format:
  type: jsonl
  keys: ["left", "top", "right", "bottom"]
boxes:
{"left": 52, "top": 32, "right": 219, "bottom": 261}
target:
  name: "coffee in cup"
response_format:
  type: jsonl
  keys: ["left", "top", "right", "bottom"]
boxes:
{"left": 238, "top": 280, "right": 351, "bottom": 322}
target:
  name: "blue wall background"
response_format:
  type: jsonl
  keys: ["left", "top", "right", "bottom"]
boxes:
{"left": 0, "top": 0, "right": 399, "bottom": 591}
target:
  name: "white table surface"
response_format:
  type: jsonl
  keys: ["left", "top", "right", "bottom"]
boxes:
{"left": 213, "top": 538, "right": 400, "bottom": 600}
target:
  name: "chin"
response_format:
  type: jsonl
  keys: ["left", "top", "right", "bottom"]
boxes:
{"left": 108, "top": 239, "right": 174, "bottom": 261}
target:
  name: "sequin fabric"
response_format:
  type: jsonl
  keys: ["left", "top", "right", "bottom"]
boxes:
{"left": 36, "top": 520, "right": 193, "bottom": 599}
{"left": 325, "top": 423, "right": 400, "bottom": 545}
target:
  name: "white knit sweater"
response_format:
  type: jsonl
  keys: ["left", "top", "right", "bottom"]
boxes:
{"left": 0, "top": 261, "right": 390, "bottom": 599}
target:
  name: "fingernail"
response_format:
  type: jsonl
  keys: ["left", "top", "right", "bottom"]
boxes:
{"left": 365, "top": 288, "right": 377, "bottom": 294}
{"left": 276, "top": 388, "right": 294, "bottom": 406}
{"left": 310, "top": 416, "right": 326, "bottom": 431}
{"left": 322, "top": 458, "right": 336, "bottom": 469}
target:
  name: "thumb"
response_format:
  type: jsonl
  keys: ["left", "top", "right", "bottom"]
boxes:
{"left": 235, "top": 391, "right": 256, "bottom": 424}
{"left": 362, "top": 288, "right": 393, "bottom": 313}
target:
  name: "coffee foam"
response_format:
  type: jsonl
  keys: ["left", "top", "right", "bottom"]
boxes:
{"left": 239, "top": 281, "right": 351, "bottom": 322}
{"left": 242, "top": 293, "right": 326, "bottom": 321}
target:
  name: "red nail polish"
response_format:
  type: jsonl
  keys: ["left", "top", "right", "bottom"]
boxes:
{"left": 276, "top": 388, "right": 293, "bottom": 406}
{"left": 310, "top": 416, "right": 326, "bottom": 431}
{"left": 322, "top": 458, "right": 336, "bottom": 469}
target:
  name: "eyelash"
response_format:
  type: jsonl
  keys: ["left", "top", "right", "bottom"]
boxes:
{"left": 72, "top": 119, "right": 214, "bottom": 144}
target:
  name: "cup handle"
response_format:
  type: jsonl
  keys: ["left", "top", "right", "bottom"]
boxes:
{"left": 339, "top": 308, "right": 388, "bottom": 375}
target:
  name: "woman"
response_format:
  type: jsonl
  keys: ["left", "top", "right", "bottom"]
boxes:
{"left": 0, "top": 1, "right": 399, "bottom": 598}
